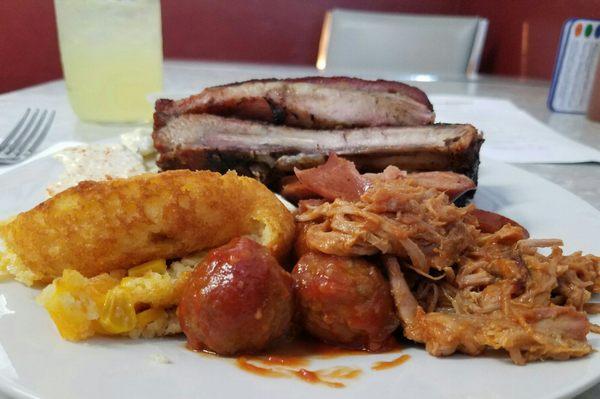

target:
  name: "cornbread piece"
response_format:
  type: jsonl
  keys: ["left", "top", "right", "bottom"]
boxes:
{"left": 0, "top": 170, "right": 294, "bottom": 283}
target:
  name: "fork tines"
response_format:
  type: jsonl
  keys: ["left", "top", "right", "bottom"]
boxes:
{"left": 0, "top": 108, "right": 55, "bottom": 164}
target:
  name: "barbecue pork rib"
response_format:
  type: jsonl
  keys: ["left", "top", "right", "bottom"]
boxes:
{"left": 153, "top": 113, "right": 483, "bottom": 189}
{"left": 154, "top": 77, "right": 435, "bottom": 130}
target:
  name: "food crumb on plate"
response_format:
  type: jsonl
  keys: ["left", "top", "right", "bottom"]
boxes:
{"left": 150, "top": 353, "right": 172, "bottom": 364}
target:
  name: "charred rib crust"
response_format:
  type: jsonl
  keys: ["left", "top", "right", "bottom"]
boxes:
{"left": 265, "top": 97, "right": 286, "bottom": 125}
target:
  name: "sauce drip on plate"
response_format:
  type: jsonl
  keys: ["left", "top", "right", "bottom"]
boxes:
{"left": 236, "top": 356, "right": 359, "bottom": 388}
{"left": 198, "top": 337, "right": 409, "bottom": 388}
{"left": 371, "top": 354, "right": 411, "bottom": 370}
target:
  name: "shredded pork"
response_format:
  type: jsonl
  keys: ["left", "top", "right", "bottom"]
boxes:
{"left": 297, "top": 175, "right": 600, "bottom": 364}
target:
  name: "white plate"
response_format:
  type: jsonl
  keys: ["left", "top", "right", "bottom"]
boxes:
{"left": 0, "top": 155, "right": 599, "bottom": 399}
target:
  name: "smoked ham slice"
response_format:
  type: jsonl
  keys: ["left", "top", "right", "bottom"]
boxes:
{"left": 291, "top": 154, "right": 476, "bottom": 202}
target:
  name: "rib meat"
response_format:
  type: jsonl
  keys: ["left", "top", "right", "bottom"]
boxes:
{"left": 153, "top": 113, "right": 483, "bottom": 189}
{"left": 154, "top": 77, "right": 435, "bottom": 130}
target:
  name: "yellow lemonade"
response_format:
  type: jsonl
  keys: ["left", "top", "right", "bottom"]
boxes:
{"left": 54, "top": 0, "right": 163, "bottom": 123}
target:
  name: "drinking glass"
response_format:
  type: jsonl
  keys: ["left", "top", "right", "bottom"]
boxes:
{"left": 54, "top": 0, "right": 163, "bottom": 123}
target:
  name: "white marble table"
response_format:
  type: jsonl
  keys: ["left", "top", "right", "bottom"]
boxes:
{"left": 0, "top": 60, "right": 598, "bottom": 398}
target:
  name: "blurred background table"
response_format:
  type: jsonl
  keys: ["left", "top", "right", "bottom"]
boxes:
{"left": 0, "top": 60, "right": 599, "bottom": 398}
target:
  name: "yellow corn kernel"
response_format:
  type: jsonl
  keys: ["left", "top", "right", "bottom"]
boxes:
{"left": 87, "top": 275, "right": 120, "bottom": 309}
{"left": 128, "top": 259, "right": 167, "bottom": 277}
{"left": 45, "top": 292, "right": 95, "bottom": 341}
{"left": 38, "top": 270, "right": 98, "bottom": 341}
{"left": 100, "top": 289, "right": 137, "bottom": 334}
{"left": 136, "top": 307, "right": 167, "bottom": 328}
{"left": 37, "top": 260, "right": 195, "bottom": 340}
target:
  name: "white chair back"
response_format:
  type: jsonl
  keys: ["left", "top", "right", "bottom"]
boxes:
{"left": 317, "top": 9, "right": 488, "bottom": 78}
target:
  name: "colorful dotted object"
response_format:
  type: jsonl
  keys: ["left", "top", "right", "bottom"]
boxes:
{"left": 585, "top": 24, "right": 593, "bottom": 37}
{"left": 595, "top": 24, "right": 600, "bottom": 38}
{"left": 575, "top": 23, "right": 583, "bottom": 36}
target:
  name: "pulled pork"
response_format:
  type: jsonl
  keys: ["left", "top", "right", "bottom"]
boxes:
{"left": 297, "top": 174, "right": 600, "bottom": 364}
{"left": 297, "top": 177, "right": 480, "bottom": 276}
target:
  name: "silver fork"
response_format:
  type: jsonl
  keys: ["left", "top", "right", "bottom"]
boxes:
{"left": 0, "top": 109, "right": 55, "bottom": 164}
